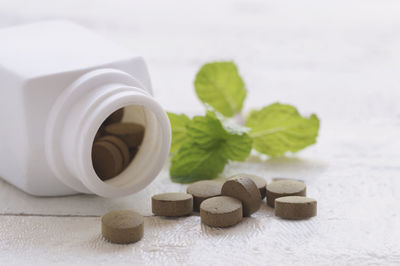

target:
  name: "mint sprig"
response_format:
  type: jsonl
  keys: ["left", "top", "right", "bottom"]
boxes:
{"left": 168, "top": 61, "right": 320, "bottom": 183}
{"left": 167, "top": 113, "right": 190, "bottom": 153}
{"left": 246, "top": 103, "right": 320, "bottom": 156}
{"left": 169, "top": 111, "right": 252, "bottom": 183}
{"left": 194, "top": 62, "right": 246, "bottom": 117}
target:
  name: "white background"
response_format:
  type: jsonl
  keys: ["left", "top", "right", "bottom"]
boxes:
{"left": 0, "top": 0, "right": 399, "bottom": 265}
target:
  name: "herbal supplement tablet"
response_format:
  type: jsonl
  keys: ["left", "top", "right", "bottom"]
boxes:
{"left": 104, "top": 122, "right": 145, "bottom": 148}
{"left": 266, "top": 180, "right": 306, "bottom": 208}
{"left": 230, "top": 174, "right": 267, "bottom": 200}
{"left": 92, "top": 141, "right": 123, "bottom": 181}
{"left": 275, "top": 196, "right": 317, "bottom": 219}
{"left": 221, "top": 176, "right": 261, "bottom": 217}
{"left": 152, "top": 193, "right": 193, "bottom": 217}
{"left": 186, "top": 180, "right": 223, "bottom": 212}
{"left": 102, "top": 108, "right": 124, "bottom": 126}
{"left": 200, "top": 196, "right": 243, "bottom": 227}
{"left": 101, "top": 210, "right": 144, "bottom": 244}
{"left": 99, "top": 136, "right": 130, "bottom": 168}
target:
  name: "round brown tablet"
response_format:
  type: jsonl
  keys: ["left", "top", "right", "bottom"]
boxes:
{"left": 221, "top": 177, "right": 261, "bottom": 217}
{"left": 98, "top": 136, "right": 130, "bottom": 168}
{"left": 92, "top": 141, "right": 123, "bottom": 181}
{"left": 101, "top": 210, "right": 144, "bottom": 244}
{"left": 152, "top": 193, "right": 193, "bottom": 217}
{"left": 200, "top": 196, "right": 243, "bottom": 227}
{"left": 230, "top": 174, "right": 267, "bottom": 200}
{"left": 187, "top": 180, "right": 223, "bottom": 212}
{"left": 275, "top": 196, "right": 317, "bottom": 220}
{"left": 102, "top": 108, "right": 124, "bottom": 126}
{"left": 266, "top": 180, "right": 306, "bottom": 208}
{"left": 104, "top": 122, "right": 145, "bottom": 148}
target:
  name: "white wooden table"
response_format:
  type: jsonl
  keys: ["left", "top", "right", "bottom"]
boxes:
{"left": 1, "top": 0, "right": 400, "bottom": 265}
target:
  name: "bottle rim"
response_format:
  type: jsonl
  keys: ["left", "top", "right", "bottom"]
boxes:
{"left": 77, "top": 88, "right": 171, "bottom": 197}
{"left": 45, "top": 68, "right": 171, "bottom": 197}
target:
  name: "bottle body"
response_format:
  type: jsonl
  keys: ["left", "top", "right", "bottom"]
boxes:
{"left": 0, "top": 21, "right": 171, "bottom": 197}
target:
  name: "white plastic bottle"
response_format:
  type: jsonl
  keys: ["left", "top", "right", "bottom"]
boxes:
{"left": 0, "top": 21, "right": 171, "bottom": 197}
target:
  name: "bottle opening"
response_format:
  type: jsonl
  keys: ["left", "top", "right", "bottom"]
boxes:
{"left": 73, "top": 87, "right": 171, "bottom": 198}
{"left": 91, "top": 105, "right": 149, "bottom": 183}
{"left": 46, "top": 69, "right": 171, "bottom": 197}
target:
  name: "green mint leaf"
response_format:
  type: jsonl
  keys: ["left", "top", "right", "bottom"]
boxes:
{"left": 246, "top": 103, "right": 320, "bottom": 156}
{"left": 170, "top": 142, "right": 228, "bottom": 183}
{"left": 170, "top": 112, "right": 252, "bottom": 183}
{"left": 186, "top": 112, "right": 252, "bottom": 159}
{"left": 194, "top": 61, "right": 246, "bottom": 117}
{"left": 222, "top": 133, "right": 253, "bottom": 161}
{"left": 186, "top": 111, "right": 227, "bottom": 149}
{"left": 167, "top": 112, "right": 191, "bottom": 153}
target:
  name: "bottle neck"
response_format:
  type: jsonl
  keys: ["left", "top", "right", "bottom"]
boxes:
{"left": 45, "top": 69, "right": 171, "bottom": 197}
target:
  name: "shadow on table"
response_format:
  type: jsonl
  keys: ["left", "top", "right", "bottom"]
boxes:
{"left": 0, "top": 178, "right": 152, "bottom": 217}
{"left": 0, "top": 155, "right": 328, "bottom": 218}
{"left": 225, "top": 155, "right": 328, "bottom": 183}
